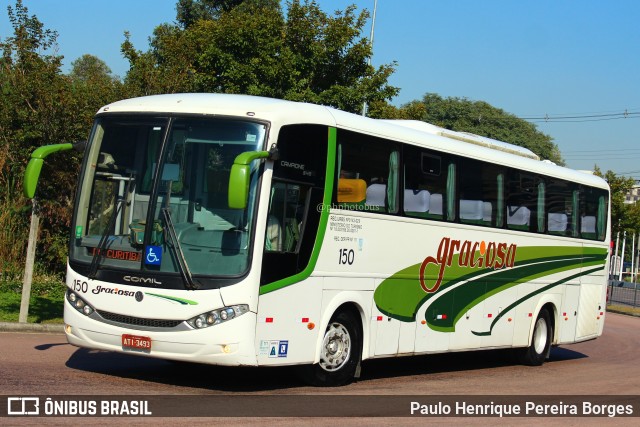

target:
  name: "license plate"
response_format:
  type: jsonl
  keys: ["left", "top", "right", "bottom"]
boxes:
{"left": 122, "top": 334, "right": 152, "bottom": 352}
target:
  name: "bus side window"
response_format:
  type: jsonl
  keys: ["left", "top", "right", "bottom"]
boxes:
{"left": 336, "top": 130, "right": 400, "bottom": 214}
{"left": 506, "top": 171, "right": 538, "bottom": 232}
{"left": 457, "top": 157, "right": 503, "bottom": 226}
{"left": 265, "top": 182, "right": 307, "bottom": 253}
{"left": 546, "top": 178, "right": 578, "bottom": 237}
{"left": 580, "top": 186, "right": 608, "bottom": 240}
{"left": 403, "top": 145, "right": 449, "bottom": 221}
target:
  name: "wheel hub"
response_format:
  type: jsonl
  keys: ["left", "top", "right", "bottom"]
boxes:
{"left": 319, "top": 323, "right": 351, "bottom": 372}
{"left": 533, "top": 318, "right": 548, "bottom": 354}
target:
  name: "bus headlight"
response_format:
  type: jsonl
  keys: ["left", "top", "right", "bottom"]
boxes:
{"left": 66, "top": 289, "right": 95, "bottom": 317}
{"left": 187, "top": 304, "right": 249, "bottom": 329}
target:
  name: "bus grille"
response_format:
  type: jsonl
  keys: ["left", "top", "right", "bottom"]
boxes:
{"left": 96, "top": 310, "right": 183, "bottom": 329}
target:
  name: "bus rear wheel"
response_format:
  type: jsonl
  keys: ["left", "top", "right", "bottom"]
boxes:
{"left": 298, "top": 309, "right": 361, "bottom": 387}
{"left": 518, "top": 309, "right": 552, "bottom": 366}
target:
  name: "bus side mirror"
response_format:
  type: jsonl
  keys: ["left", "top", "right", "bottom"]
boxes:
{"left": 228, "top": 150, "right": 270, "bottom": 209}
{"left": 72, "top": 140, "right": 87, "bottom": 152}
{"left": 23, "top": 143, "right": 79, "bottom": 199}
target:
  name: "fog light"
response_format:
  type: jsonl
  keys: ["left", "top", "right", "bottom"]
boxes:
{"left": 222, "top": 344, "right": 231, "bottom": 354}
{"left": 206, "top": 313, "right": 218, "bottom": 325}
{"left": 195, "top": 316, "right": 205, "bottom": 328}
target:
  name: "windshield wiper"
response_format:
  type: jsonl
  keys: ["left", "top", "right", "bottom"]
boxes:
{"left": 88, "top": 174, "right": 133, "bottom": 279}
{"left": 87, "top": 198, "right": 121, "bottom": 279}
{"left": 161, "top": 207, "right": 199, "bottom": 290}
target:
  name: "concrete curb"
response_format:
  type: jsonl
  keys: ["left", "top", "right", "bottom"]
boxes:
{"left": 606, "top": 307, "right": 640, "bottom": 318}
{"left": 0, "top": 322, "right": 64, "bottom": 333}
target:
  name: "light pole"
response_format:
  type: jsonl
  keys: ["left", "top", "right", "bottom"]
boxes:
{"left": 612, "top": 230, "right": 619, "bottom": 277}
{"left": 361, "top": 0, "right": 378, "bottom": 117}
{"left": 631, "top": 232, "right": 636, "bottom": 283}
{"left": 618, "top": 231, "right": 626, "bottom": 282}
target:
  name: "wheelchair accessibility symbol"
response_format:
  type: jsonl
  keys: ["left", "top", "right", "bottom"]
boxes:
{"left": 145, "top": 245, "right": 162, "bottom": 266}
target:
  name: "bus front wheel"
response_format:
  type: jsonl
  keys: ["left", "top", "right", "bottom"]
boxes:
{"left": 298, "top": 309, "right": 362, "bottom": 387}
{"left": 518, "top": 309, "right": 552, "bottom": 366}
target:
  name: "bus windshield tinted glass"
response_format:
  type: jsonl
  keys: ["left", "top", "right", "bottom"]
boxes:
{"left": 70, "top": 116, "right": 266, "bottom": 282}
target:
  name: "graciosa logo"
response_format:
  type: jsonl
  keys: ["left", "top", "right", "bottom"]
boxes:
{"left": 419, "top": 237, "right": 518, "bottom": 293}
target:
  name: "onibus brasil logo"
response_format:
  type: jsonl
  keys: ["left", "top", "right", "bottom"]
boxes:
{"left": 419, "top": 237, "right": 518, "bottom": 293}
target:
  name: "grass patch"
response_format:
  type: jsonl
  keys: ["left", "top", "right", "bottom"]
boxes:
{"left": 0, "top": 271, "right": 66, "bottom": 324}
{"left": 0, "top": 291, "right": 64, "bottom": 323}
{"left": 607, "top": 304, "right": 640, "bottom": 317}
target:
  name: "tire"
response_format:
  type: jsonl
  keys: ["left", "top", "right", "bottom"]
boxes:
{"left": 297, "top": 309, "right": 362, "bottom": 387}
{"left": 518, "top": 309, "right": 552, "bottom": 366}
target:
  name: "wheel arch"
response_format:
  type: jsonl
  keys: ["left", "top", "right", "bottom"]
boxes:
{"left": 528, "top": 299, "right": 559, "bottom": 347}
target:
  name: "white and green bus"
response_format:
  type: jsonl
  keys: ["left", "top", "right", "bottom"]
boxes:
{"left": 25, "top": 94, "right": 610, "bottom": 386}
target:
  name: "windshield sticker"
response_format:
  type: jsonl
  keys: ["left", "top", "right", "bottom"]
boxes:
{"left": 145, "top": 246, "right": 162, "bottom": 266}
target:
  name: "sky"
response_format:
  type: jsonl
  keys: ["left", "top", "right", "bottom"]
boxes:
{"left": 1, "top": 0, "right": 639, "bottom": 178}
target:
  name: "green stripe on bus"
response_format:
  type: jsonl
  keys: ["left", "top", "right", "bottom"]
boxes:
{"left": 426, "top": 257, "right": 603, "bottom": 332}
{"left": 471, "top": 266, "right": 603, "bottom": 336}
{"left": 146, "top": 292, "right": 199, "bottom": 305}
{"left": 259, "top": 126, "right": 337, "bottom": 294}
{"left": 374, "top": 246, "right": 607, "bottom": 323}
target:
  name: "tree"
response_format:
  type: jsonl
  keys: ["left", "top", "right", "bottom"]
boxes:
{"left": 122, "top": 0, "right": 398, "bottom": 113}
{"left": 0, "top": 1, "right": 121, "bottom": 274}
{"left": 70, "top": 54, "right": 115, "bottom": 82}
{"left": 377, "top": 94, "right": 563, "bottom": 165}
{"left": 0, "top": 0, "right": 72, "bottom": 272}
{"left": 176, "top": 0, "right": 259, "bottom": 27}
{"left": 591, "top": 167, "right": 640, "bottom": 268}
{"left": 69, "top": 54, "right": 124, "bottom": 130}
{"left": 594, "top": 166, "right": 636, "bottom": 236}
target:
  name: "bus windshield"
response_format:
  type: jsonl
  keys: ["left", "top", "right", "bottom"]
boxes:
{"left": 70, "top": 116, "right": 266, "bottom": 286}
